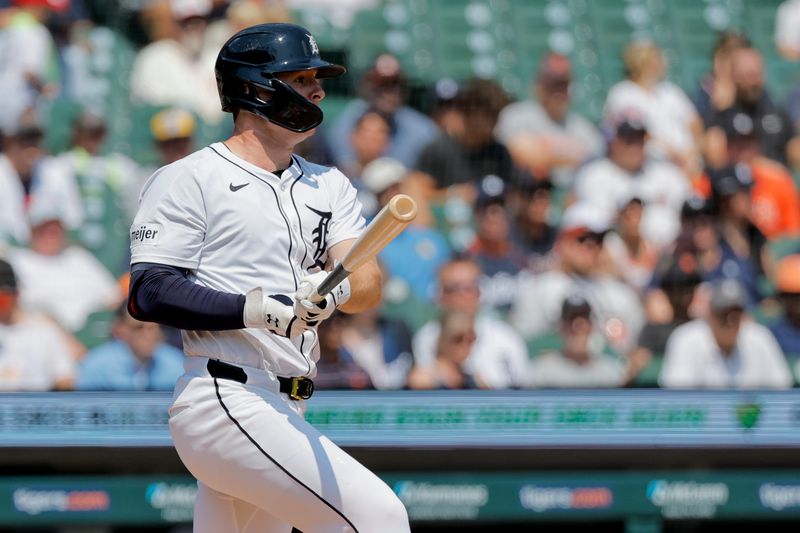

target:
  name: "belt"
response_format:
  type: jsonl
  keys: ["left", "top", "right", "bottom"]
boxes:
{"left": 206, "top": 358, "right": 314, "bottom": 401}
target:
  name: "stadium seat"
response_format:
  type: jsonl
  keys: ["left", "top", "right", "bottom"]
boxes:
{"left": 75, "top": 308, "right": 116, "bottom": 350}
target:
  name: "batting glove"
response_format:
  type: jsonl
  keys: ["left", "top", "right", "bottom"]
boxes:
{"left": 293, "top": 270, "right": 351, "bottom": 325}
{"left": 243, "top": 288, "right": 312, "bottom": 338}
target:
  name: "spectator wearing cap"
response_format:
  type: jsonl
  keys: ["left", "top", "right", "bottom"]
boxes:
{"left": 769, "top": 255, "right": 800, "bottom": 371}
{"left": 0, "top": 0, "right": 66, "bottom": 125}
{"left": 603, "top": 41, "right": 703, "bottom": 176}
{"left": 603, "top": 194, "right": 658, "bottom": 292}
{"left": 151, "top": 107, "right": 197, "bottom": 165}
{"left": 705, "top": 111, "right": 800, "bottom": 240}
{"left": 495, "top": 52, "right": 603, "bottom": 187}
{"left": 130, "top": 0, "right": 223, "bottom": 123}
{"left": 363, "top": 157, "right": 451, "bottom": 305}
{"left": 510, "top": 203, "right": 644, "bottom": 352}
{"left": 0, "top": 258, "right": 76, "bottom": 391}
{"left": 55, "top": 108, "right": 146, "bottom": 276}
{"left": 508, "top": 176, "right": 557, "bottom": 269}
{"left": 705, "top": 46, "right": 800, "bottom": 170}
{"left": 660, "top": 279, "right": 791, "bottom": 389}
{"left": 411, "top": 256, "right": 529, "bottom": 389}
{"left": 707, "top": 164, "right": 769, "bottom": 305}
{"left": 572, "top": 112, "right": 692, "bottom": 247}
{"left": 8, "top": 201, "right": 121, "bottom": 333}
{"left": 76, "top": 302, "right": 184, "bottom": 391}
{"left": 0, "top": 107, "right": 83, "bottom": 246}
{"left": 528, "top": 295, "right": 627, "bottom": 388}
{"left": 326, "top": 53, "right": 439, "bottom": 170}
{"left": 414, "top": 78, "right": 523, "bottom": 201}
{"left": 464, "top": 175, "right": 528, "bottom": 315}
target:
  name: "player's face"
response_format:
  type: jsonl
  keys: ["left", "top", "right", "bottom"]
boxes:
{"left": 276, "top": 69, "right": 326, "bottom": 105}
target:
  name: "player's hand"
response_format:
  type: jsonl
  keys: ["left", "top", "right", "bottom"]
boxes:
{"left": 243, "top": 288, "right": 312, "bottom": 338}
{"left": 293, "top": 270, "right": 351, "bottom": 324}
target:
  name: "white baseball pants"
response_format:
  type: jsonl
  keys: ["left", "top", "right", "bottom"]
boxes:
{"left": 169, "top": 356, "right": 410, "bottom": 533}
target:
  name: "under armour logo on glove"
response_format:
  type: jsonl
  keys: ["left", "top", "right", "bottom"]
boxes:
{"left": 243, "top": 288, "right": 312, "bottom": 338}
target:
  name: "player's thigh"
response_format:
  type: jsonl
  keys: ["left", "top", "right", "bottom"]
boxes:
{"left": 170, "top": 379, "right": 408, "bottom": 533}
{"left": 193, "top": 481, "right": 292, "bottom": 533}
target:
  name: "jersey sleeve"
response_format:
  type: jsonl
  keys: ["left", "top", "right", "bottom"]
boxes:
{"left": 326, "top": 169, "right": 366, "bottom": 247}
{"left": 130, "top": 162, "right": 207, "bottom": 269}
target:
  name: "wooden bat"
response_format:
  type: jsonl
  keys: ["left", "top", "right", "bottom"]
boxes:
{"left": 309, "top": 194, "right": 418, "bottom": 303}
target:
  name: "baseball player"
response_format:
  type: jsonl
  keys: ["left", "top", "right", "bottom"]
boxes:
{"left": 128, "top": 23, "right": 410, "bottom": 533}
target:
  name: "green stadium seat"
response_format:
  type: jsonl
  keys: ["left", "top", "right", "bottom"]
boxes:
{"left": 75, "top": 308, "right": 116, "bottom": 350}
{"left": 631, "top": 353, "right": 663, "bottom": 388}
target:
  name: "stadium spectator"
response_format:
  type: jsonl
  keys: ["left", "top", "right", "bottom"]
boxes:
{"left": 705, "top": 46, "right": 800, "bottom": 169}
{"left": 572, "top": 112, "right": 692, "bottom": 248}
{"left": 414, "top": 78, "right": 517, "bottom": 195}
{"left": 342, "top": 107, "right": 393, "bottom": 182}
{"left": 707, "top": 164, "right": 769, "bottom": 305}
{"left": 603, "top": 195, "right": 658, "bottom": 293}
{"left": 0, "top": 107, "right": 83, "bottom": 246}
{"left": 508, "top": 175, "right": 557, "bottom": 271}
{"left": 465, "top": 175, "right": 528, "bottom": 315}
{"left": 528, "top": 294, "right": 626, "bottom": 388}
{"left": 631, "top": 252, "right": 703, "bottom": 385}
{"left": 496, "top": 52, "right": 603, "bottom": 187}
{"left": 603, "top": 41, "right": 703, "bottom": 176}
{"left": 775, "top": 0, "right": 800, "bottom": 60}
{"left": 694, "top": 31, "right": 751, "bottom": 124}
{"left": 712, "top": 111, "right": 800, "bottom": 240}
{"left": 151, "top": 107, "right": 197, "bottom": 165}
{"left": 56, "top": 108, "right": 145, "bottom": 276}
{"left": 340, "top": 305, "right": 414, "bottom": 390}
{"left": 130, "top": 0, "right": 223, "bottom": 124}
{"left": 0, "top": 258, "right": 75, "bottom": 391}
{"left": 326, "top": 53, "right": 439, "bottom": 170}
{"left": 411, "top": 256, "right": 529, "bottom": 389}
{"left": 660, "top": 279, "right": 792, "bottom": 389}
{"left": 510, "top": 203, "right": 644, "bottom": 352}
{"left": 313, "top": 311, "right": 373, "bottom": 390}
{"left": 8, "top": 202, "right": 121, "bottom": 333}
{"left": 769, "top": 255, "right": 800, "bottom": 368}
{"left": 408, "top": 309, "right": 484, "bottom": 390}
{"left": 364, "top": 158, "right": 450, "bottom": 304}
{"left": 76, "top": 302, "right": 184, "bottom": 391}
{"left": 0, "top": 0, "right": 65, "bottom": 127}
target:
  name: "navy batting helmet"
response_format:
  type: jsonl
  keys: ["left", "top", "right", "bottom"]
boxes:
{"left": 215, "top": 23, "right": 345, "bottom": 132}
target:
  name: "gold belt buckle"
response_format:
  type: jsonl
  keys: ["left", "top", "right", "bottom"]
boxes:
{"left": 289, "top": 377, "right": 314, "bottom": 400}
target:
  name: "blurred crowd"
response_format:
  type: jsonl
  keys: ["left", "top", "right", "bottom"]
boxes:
{"left": 3, "top": 0, "right": 800, "bottom": 392}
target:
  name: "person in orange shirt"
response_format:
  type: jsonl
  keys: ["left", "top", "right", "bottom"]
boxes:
{"left": 708, "top": 111, "right": 800, "bottom": 239}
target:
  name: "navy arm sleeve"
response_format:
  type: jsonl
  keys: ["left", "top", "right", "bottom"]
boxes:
{"left": 128, "top": 263, "right": 246, "bottom": 330}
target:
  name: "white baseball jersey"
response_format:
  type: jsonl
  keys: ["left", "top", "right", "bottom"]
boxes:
{"left": 130, "top": 142, "right": 365, "bottom": 377}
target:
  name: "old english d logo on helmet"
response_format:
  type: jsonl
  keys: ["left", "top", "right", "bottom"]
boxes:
{"left": 215, "top": 23, "right": 346, "bottom": 132}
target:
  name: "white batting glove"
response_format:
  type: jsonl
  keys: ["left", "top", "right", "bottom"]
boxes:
{"left": 293, "top": 270, "right": 351, "bottom": 325}
{"left": 243, "top": 288, "right": 312, "bottom": 338}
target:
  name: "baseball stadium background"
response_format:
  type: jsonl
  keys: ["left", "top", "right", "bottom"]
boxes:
{"left": 2, "top": 0, "right": 800, "bottom": 532}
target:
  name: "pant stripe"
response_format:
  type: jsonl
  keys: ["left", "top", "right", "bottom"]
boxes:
{"left": 212, "top": 378, "right": 360, "bottom": 532}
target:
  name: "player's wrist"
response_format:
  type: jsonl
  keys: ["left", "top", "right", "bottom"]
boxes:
{"left": 330, "top": 277, "right": 351, "bottom": 308}
{"left": 243, "top": 287, "right": 265, "bottom": 328}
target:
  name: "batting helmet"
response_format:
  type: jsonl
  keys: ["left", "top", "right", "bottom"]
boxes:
{"left": 215, "top": 23, "right": 345, "bottom": 133}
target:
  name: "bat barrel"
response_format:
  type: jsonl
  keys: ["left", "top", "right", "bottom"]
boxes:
{"left": 388, "top": 194, "right": 418, "bottom": 223}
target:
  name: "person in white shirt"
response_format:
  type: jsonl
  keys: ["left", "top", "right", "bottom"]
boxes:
{"left": 495, "top": 52, "right": 603, "bottom": 187}
{"left": 9, "top": 204, "right": 121, "bottom": 333}
{"left": 529, "top": 294, "right": 626, "bottom": 388}
{"left": 0, "top": 108, "right": 83, "bottom": 246}
{"left": 603, "top": 41, "right": 703, "bottom": 175}
{"left": 130, "top": 0, "right": 223, "bottom": 124}
{"left": 0, "top": 258, "right": 75, "bottom": 391}
{"left": 776, "top": 0, "right": 800, "bottom": 61}
{"left": 660, "top": 279, "right": 793, "bottom": 389}
{"left": 572, "top": 113, "right": 692, "bottom": 247}
{"left": 412, "top": 256, "right": 530, "bottom": 388}
{"left": 510, "top": 203, "right": 644, "bottom": 353}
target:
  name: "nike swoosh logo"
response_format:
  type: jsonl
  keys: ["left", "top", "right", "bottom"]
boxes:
{"left": 229, "top": 182, "right": 250, "bottom": 192}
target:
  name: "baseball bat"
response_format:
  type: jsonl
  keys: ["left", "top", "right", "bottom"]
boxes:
{"left": 309, "top": 194, "right": 418, "bottom": 303}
